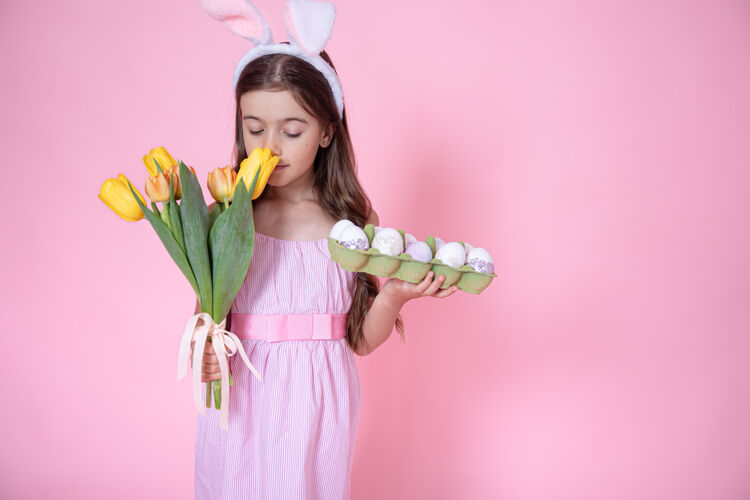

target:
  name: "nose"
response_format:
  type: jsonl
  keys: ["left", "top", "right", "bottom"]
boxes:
{"left": 264, "top": 130, "right": 282, "bottom": 158}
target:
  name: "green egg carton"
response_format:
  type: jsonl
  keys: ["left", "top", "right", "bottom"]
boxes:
{"left": 326, "top": 226, "right": 496, "bottom": 294}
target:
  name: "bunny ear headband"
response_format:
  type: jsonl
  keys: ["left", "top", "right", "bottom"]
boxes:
{"left": 200, "top": 0, "right": 344, "bottom": 119}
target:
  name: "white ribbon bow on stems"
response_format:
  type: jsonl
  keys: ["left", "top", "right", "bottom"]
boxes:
{"left": 177, "top": 312, "right": 261, "bottom": 430}
{"left": 127, "top": 146, "right": 272, "bottom": 431}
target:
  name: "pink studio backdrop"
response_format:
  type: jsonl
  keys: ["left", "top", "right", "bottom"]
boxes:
{"left": 1, "top": 0, "right": 749, "bottom": 498}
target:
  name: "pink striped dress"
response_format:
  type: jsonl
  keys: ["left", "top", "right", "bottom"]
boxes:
{"left": 195, "top": 232, "right": 361, "bottom": 500}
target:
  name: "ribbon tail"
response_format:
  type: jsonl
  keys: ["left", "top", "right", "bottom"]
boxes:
{"left": 192, "top": 321, "right": 211, "bottom": 415}
{"left": 227, "top": 332, "right": 262, "bottom": 381}
{"left": 177, "top": 313, "right": 201, "bottom": 380}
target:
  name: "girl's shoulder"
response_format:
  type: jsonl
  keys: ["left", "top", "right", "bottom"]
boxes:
{"left": 366, "top": 208, "right": 379, "bottom": 226}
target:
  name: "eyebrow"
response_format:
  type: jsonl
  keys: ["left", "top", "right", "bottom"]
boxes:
{"left": 242, "top": 115, "right": 308, "bottom": 124}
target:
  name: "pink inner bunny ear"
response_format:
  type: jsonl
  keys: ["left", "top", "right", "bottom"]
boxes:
{"left": 284, "top": 0, "right": 335, "bottom": 56}
{"left": 200, "top": 0, "right": 272, "bottom": 45}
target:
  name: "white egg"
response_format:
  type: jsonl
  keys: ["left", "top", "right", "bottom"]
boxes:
{"left": 339, "top": 225, "right": 369, "bottom": 251}
{"left": 330, "top": 219, "right": 354, "bottom": 240}
{"left": 405, "top": 233, "right": 417, "bottom": 246}
{"left": 434, "top": 237, "right": 445, "bottom": 251}
{"left": 374, "top": 226, "right": 384, "bottom": 235}
{"left": 371, "top": 228, "right": 404, "bottom": 256}
{"left": 467, "top": 247, "right": 494, "bottom": 274}
{"left": 462, "top": 241, "right": 475, "bottom": 255}
{"left": 435, "top": 241, "right": 466, "bottom": 268}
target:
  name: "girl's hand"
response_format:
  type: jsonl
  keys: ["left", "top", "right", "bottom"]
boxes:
{"left": 190, "top": 339, "right": 225, "bottom": 383}
{"left": 381, "top": 271, "right": 458, "bottom": 307}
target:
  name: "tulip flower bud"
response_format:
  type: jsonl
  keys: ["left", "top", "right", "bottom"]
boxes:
{"left": 98, "top": 174, "right": 146, "bottom": 222}
{"left": 170, "top": 164, "right": 196, "bottom": 200}
{"left": 145, "top": 171, "right": 172, "bottom": 203}
{"left": 234, "top": 148, "right": 279, "bottom": 200}
{"left": 143, "top": 147, "right": 177, "bottom": 178}
{"left": 207, "top": 165, "right": 237, "bottom": 203}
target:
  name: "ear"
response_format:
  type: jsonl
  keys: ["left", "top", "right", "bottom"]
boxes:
{"left": 320, "top": 123, "right": 334, "bottom": 147}
{"left": 284, "top": 0, "right": 336, "bottom": 56}
{"left": 199, "top": 0, "right": 273, "bottom": 45}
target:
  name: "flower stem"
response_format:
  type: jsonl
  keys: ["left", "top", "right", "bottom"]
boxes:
{"left": 213, "top": 380, "right": 222, "bottom": 409}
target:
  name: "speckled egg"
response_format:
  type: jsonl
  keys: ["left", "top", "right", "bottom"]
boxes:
{"left": 467, "top": 247, "right": 494, "bottom": 274}
{"left": 338, "top": 225, "right": 369, "bottom": 251}
{"left": 405, "top": 241, "right": 432, "bottom": 262}
{"left": 371, "top": 228, "right": 404, "bottom": 256}
{"left": 435, "top": 241, "right": 466, "bottom": 268}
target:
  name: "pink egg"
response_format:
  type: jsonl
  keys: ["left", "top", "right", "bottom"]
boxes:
{"left": 405, "top": 241, "right": 432, "bottom": 262}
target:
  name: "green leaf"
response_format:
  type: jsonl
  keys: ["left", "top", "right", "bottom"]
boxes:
{"left": 126, "top": 182, "right": 200, "bottom": 296}
{"left": 208, "top": 202, "right": 222, "bottom": 230}
{"left": 178, "top": 161, "right": 212, "bottom": 314}
{"left": 168, "top": 175, "right": 185, "bottom": 254}
{"left": 154, "top": 158, "right": 164, "bottom": 175}
{"left": 208, "top": 169, "right": 260, "bottom": 322}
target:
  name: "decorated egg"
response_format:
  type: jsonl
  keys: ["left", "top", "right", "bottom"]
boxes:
{"left": 405, "top": 233, "right": 417, "bottom": 246}
{"left": 434, "top": 237, "right": 445, "bottom": 251}
{"left": 462, "top": 241, "right": 475, "bottom": 255}
{"left": 330, "top": 219, "right": 354, "bottom": 240}
{"left": 339, "top": 225, "right": 369, "bottom": 251}
{"left": 371, "top": 228, "right": 404, "bottom": 256}
{"left": 467, "top": 247, "right": 494, "bottom": 274}
{"left": 405, "top": 241, "right": 432, "bottom": 262}
{"left": 435, "top": 241, "right": 466, "bottom": 268}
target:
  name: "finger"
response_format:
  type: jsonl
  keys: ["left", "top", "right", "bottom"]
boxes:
{"left": 432, "top": 285, "right": 458, "bottom": 298}
{"left": 201, "top": 373, "right": 223, "bottom": 383}
{"left": 413, "top": 271, "right": 435, "bottom": 294}
{"left": 422, "top": 274, "right": 446, "bottom": 296}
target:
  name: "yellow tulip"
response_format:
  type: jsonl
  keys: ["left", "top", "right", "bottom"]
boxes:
{"left": 207, "top": 165, "right": 237, "bottom": 203}
{"left": 143, "top": 146, "right": 177, "bottom": 178}
{"left": 98, "top": 174, "right": 146, "bottom": 222}
{"left": 145, "top": 171, "right": 172, "bottom": 203}
{"left": 233, "top": 148, "right": 279, "bottom": 200}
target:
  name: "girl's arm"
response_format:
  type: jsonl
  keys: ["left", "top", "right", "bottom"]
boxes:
{"left": 354, "top": 210, "right": 457, "bottom": 356}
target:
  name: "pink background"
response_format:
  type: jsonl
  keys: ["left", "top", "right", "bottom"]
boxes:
{"left": 2, "top": 0, "right": 749, "bottom": 498}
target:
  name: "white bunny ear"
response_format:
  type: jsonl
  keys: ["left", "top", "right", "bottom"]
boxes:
{"left": 199, "top": 0, "right": 273, "bottom": 45}
{"left": 283, "top": 0, "right": 336, "bottom": 56}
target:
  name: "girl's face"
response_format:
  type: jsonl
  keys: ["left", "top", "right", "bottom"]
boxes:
{"left": 239, "top": 89, "right": 332, "bottom": 191}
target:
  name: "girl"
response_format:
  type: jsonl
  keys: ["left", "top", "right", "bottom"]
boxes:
{"left": 190, "top": 49, "right": 457, "bottom": 499}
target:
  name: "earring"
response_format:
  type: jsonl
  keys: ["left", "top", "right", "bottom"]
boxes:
{"left": 322, "top": 140, "right": 328, "bottom": 146}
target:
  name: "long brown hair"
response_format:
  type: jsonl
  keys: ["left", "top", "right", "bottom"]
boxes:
{"left": 230, "top": 48, "right": 404, "bottom": 352}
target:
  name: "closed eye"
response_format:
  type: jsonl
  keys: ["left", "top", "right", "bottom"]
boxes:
{"left": 249, "top": 129, "right": 264, "bottom": 135}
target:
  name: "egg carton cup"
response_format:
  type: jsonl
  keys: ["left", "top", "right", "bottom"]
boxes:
{"left": 327, "top": 235, "right": 496, "bottom": 295}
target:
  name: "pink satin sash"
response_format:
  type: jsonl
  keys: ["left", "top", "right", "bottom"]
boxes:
{"left": 230, "top": 313, "right": 348, "bottom": 342}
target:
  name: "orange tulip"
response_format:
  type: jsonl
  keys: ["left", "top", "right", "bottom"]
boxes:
{"left": 170, "top": 164, "right": 197, "bottom": 199}
{"left": 207, "top": 165, "right": 237, "bottom": 203}
{"left": 145, "top": 171, "right": 172, "bottom": 203}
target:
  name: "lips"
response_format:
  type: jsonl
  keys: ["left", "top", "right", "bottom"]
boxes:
{"left": 276, "top": 164, "right": 289, "bottom": 169}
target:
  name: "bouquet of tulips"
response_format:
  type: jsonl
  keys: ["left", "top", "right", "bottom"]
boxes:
{"left": 98, "top": 147, "right": 278, "bottom": 429}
